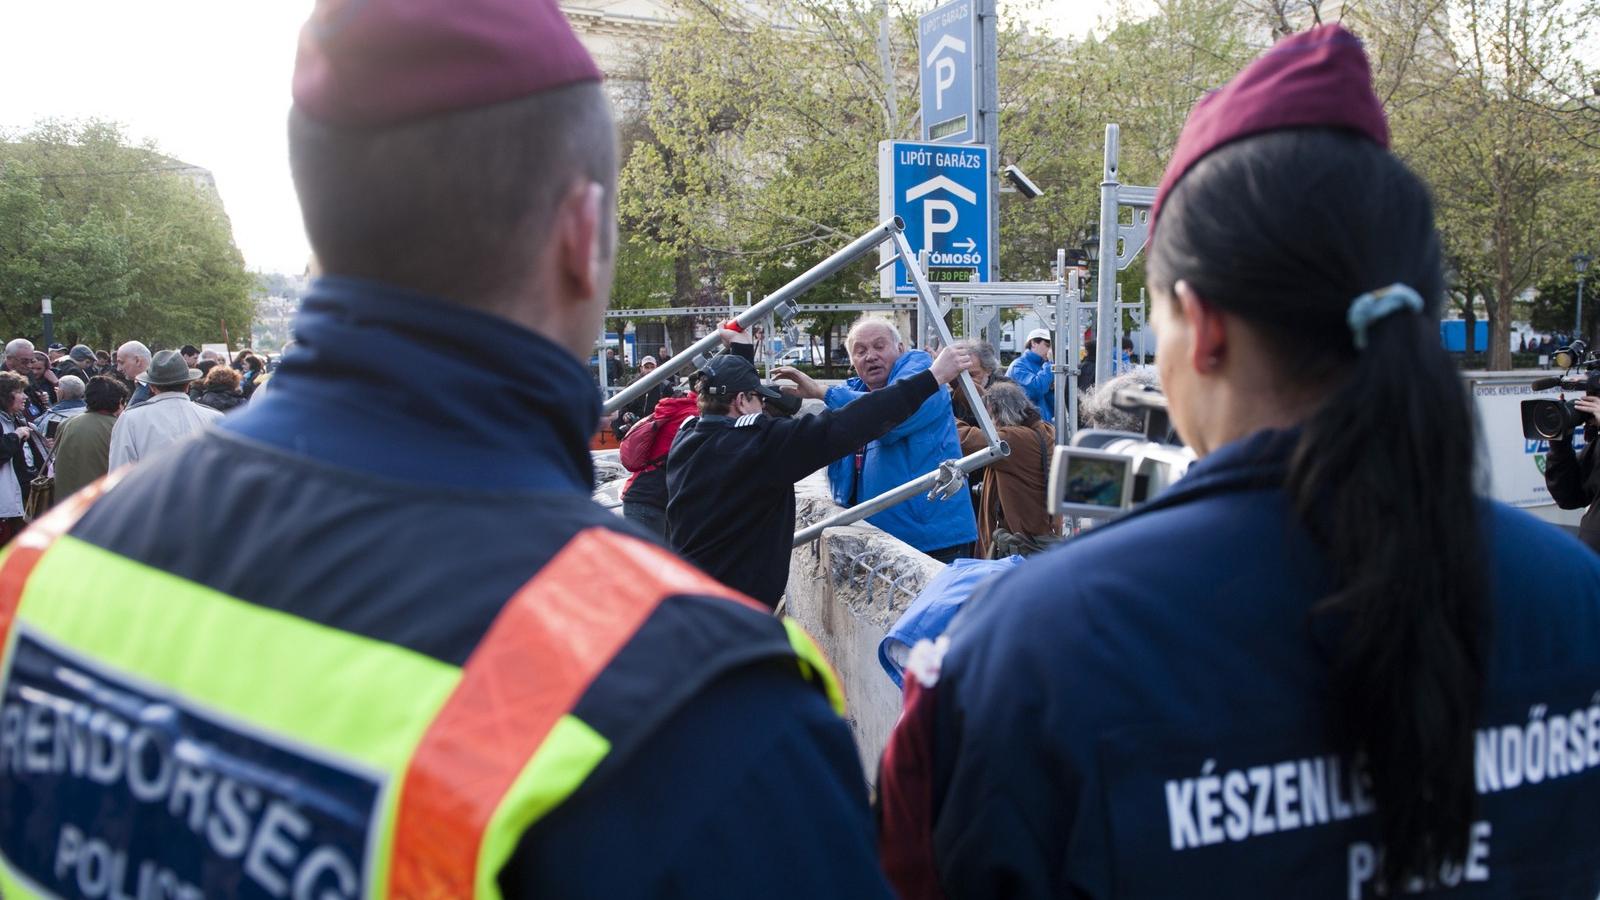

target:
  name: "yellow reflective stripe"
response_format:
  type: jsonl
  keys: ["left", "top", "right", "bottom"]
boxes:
{"left": 475, "top": 714, "right": 611, "bottom": 899}
{"left": 0, "top": 856, "right": 44, "bottom": 898}
{"left": 11, "top": 535, "right": 462, "bottom": 899}
{"left": 782, "top": 618, "right": 847, "bottom": 715}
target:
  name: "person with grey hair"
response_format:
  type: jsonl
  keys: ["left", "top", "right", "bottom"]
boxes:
{"left": 957, "top": 380, "right": 1059, "bottom": 557}
{"left": 37, "top": 374, "right": 89, "bottom": 446}
{"left": 3, "top": 338, "right": 34, "bottom": 374}
{"left": 815, "top": 316, "right": 977, "bottom": 561}
{"left": 115, "top": 340, "right": 153, "bottom": 407}
{"left": 949, "top": 339, "right": 1006, "bottom": 427}
{"left": 1077, "top": 367, "right": 1162, "bottom": 434}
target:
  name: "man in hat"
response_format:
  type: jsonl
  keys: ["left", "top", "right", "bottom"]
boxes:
{"left": 107, "top": 348, "right": 220, "bottom": 467}
{"left": 0, "top": 1, "right": 893, "bottom": 897}
{"left": 1006, "top": 326, "right": 1056, "bottom": 424}
{"left": 667, "top": 335, "right": 973, "bottom": 608}
{"left": 53, "top": 344, "right": 96, "bottom": 382}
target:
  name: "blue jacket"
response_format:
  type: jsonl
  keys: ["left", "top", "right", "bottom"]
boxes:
{"left": 879, "top": 428, "right": 1600, "bottom": 898}
{"left": 825, "top": 349, "right": 977, "bottom": 553}
{"left": 1006, "top": 349, "right": 1054, "bottom": 424}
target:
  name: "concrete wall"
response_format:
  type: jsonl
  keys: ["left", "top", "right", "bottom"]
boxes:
{"left": 592, "top": 456, "right": 938, "bottom": 782}
{"left": 785, "top": 472, "right": 943, "bottom": 780}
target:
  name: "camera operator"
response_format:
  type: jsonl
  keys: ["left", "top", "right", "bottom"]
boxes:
{"left": 1544, "top": 395, "right": 1600, "bottom": 552}
{"left": 666, "top": 334, "right": 972, "bottom": 608}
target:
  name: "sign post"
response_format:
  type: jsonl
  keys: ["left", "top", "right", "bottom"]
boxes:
{"left": 879, "top": 140, "right": 992, "bottom": 298}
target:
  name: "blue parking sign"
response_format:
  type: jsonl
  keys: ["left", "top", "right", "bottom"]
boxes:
{"left": 919, "top": 0, "right": 977, "bottom": 143}
{"left": 879, "top": 140, "right": 992, "bottom": 297}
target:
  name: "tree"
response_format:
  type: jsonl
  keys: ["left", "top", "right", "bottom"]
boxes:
{"left": 0, "top": 120, "right": 253, "bottom": 349}
{"left": 1385, "top": 0, "right": 1598, "bottom": 368}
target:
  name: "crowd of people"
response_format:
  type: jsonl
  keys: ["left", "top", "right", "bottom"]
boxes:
{"left": 2, "top": 4, "right": 1599, "bottom": 899}
{"left": 615, "top": 322, "right": 1154, "bottom": 567}
{"left": 0, "top": 339, "right": 271, "bottom": 541}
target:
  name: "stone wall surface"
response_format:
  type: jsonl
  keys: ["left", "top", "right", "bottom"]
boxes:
{"left": 785, "top": 472, "right": 941, "bottom": 781}
{"left": 591, "top": 454, "right": 937, "bottom": 783}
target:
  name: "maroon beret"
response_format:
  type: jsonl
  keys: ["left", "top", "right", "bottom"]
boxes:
{"left": 1150, "top": 24, "right": 1389, "bottom": 232}
{"left": 293, "top": 0, "right": 603, "bottom": 128}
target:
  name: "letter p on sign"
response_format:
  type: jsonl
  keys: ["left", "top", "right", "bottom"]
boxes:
{"left": 934, "top": 56, "right": 955, "bottom": 110}
{"left": 924, "top": 199, "right": 958, "bottom": 244}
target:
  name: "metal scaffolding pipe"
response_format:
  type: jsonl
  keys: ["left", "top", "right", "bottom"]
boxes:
{"left": 890, "top": 230, "right": 1008, "bottom": 455}
{"left": 1095, "top": 124, "right": 1121, "bottom": 387}
{"left": 792, "top": 445, "right": 1006, "bottom": 547}
{"left": 604, "top": 217, "right": 905, "bottom": 415}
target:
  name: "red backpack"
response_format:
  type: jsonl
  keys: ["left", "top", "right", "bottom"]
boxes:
{"left": 618, "top": 395, "right": 698, "bottom": 474}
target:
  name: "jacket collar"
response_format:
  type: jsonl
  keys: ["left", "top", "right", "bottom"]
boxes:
{"left": 139, "top": 392, "right": 191, "bottom": 406}
{"left": 1135, "top": 428, "right": 1298, "bottom": 514}
{"left": 843, "top": 347, "right": 929, "bottom": 393}
{"left": 221, "top": 276, "right": 599, "bottom": 493}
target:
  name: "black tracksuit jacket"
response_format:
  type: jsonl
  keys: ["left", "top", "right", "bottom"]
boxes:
{"left": 666, "top": 369, "right": 941, "bottom": 607}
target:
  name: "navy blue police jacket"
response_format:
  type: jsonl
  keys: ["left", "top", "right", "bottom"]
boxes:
{"left": 878, "top": 427, "right": 1600, "bottom": 899}
{"left": 666, "top": 366, "right": 940, "bottom": 608}
{"left": 47, "top": 277, "right": 890, "bottom": 898}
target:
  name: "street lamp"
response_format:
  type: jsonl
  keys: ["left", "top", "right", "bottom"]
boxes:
{"left": 40, "top": 297, "right": 53, "bottom": 349}
{"left": 1083, "top": 226, "right": 1101, "bottom": 263}
{"left": 1575, "top": 252, "right": 1593, "bottom": 344}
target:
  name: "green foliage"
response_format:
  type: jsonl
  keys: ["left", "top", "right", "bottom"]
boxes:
{"left": 0, "top": 120, "right": 253, "bottom": 350}
{"left": 608, "top": 0, "right": 1599, "bottom": 369}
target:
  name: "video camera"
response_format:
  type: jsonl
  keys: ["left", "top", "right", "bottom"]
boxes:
{"left": 1047, "top": 386, "right": 1195, "bottom": 519}
{"left": 1521, "top": 341, "right": 1600, "bottom": 441}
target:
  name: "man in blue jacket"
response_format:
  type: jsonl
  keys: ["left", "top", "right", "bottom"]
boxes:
{"left": 825, "top": 317, "right": 977, "bottom": 562}
{"left": 1006, "top": 327, "right": 1054, "bottom": 424}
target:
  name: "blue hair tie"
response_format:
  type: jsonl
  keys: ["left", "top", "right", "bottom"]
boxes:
{"left": 1347, "top": 284, "right": 1424, "bottom": 350}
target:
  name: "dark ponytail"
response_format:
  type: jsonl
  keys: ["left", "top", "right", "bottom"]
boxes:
{"left": 1147, "top": 129, "right": 1488, "bottom": 887}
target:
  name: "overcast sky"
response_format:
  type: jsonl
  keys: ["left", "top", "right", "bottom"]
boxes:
{"left": 2, "top": 0, "right": 1116, "bottom": 275}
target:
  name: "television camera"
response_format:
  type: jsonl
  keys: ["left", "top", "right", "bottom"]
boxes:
{"left": 1047, "top": 385, "right": 1195, "bottom": 520}
{"left": 1521, "top": 341, "right": 1600, "bottom": 441}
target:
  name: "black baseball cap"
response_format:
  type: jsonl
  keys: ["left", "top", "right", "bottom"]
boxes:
{"left": 693, "top": 354, "right": 783, "bottom": 399}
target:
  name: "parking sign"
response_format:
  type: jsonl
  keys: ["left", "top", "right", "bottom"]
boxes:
{"left": 879, "top": 140, "right": 991, "bottom": 297}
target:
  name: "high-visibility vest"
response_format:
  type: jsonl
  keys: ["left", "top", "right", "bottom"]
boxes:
{"left": 0, "top": 476, "right": 844, "bottom": 899}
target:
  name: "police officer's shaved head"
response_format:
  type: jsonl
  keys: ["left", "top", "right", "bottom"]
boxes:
{"left": 288, "top": 0, "right": 616, "bottom": 323}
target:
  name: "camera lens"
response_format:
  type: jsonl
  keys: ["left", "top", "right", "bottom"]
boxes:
{"left": 1531, "top": 400, "right": 1571, "bottom": 439}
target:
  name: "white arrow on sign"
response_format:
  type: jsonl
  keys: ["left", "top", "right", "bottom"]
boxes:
{"left": 952, "top": 237, "right": 977, "bottom": 252}
{"left": 905, "top": 175, "right": 976, "bottom": 205}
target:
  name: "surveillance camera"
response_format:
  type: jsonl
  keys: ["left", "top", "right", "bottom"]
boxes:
{"left": 1002, "top": 165, "right": 1043, "bottom": 199}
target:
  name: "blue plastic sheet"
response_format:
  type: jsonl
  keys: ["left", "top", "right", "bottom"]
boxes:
{"left": 878, "top": 556, "right": 1023, "bottom": 688}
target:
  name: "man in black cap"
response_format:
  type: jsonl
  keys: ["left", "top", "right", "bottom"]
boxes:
{"left": 667, "top": 337, "right": 972, "bottom": 608}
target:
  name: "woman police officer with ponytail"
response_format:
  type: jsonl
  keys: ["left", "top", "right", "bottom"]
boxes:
{"left": 876, "top": 25, "right": 1600, "bottom": 899}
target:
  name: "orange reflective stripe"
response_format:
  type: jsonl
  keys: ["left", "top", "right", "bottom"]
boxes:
{"left": 0, "top": 472, "right": 122, "bottom": 655}
{"left": 388, "top": 526, "right": 760, "bottom": 897}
